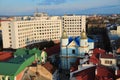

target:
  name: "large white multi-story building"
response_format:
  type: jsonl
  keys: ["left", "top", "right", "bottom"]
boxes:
{"left": 1, "top": 14, "right": 62, "bottom": 49}
{"left": 62, "top": 15, "right": 86, "bottom": 37}
{"left": 1, "top": 13, "right": 86, "bottom": 49}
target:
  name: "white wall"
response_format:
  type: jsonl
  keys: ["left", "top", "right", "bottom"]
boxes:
{"left": 62, "top": 15, "right": 86, "bottom": 37}
{"left": 100, "top": 58, "right": 116, "bottom": 66}
{"left": 1, "top": 21, "right": 11, "bottom": 48}
{"left": 1, "top": 16, "right": 62, "bottom": 49}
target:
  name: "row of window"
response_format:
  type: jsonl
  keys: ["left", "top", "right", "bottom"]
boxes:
{"left": 105, "top": 60, "right": 112, "bottom": 64}
{"left": 17, "top": 23, "right": 61, "bottom": 27}
{"left": 17, "top": 21, "right": 61, "bottom": 25}
{"left": 64, "top": 25, "right": 82, "bottom": 28}
{"left": 63, "top": 19, "right": 82, "bottom": 21}
{"left": 18, "top": 37, "right": 60, "bottom": 47}
{"left": 35, "top": 25, "right": 60, "bottom": 29}
{"left": 18, "top": 28, "right": 33, "bottom": 32}
{"left": 63, "top": 21, "right": 81, "bottom": 23}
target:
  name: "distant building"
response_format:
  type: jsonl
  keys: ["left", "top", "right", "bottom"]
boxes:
{"left": 1, "top": 13, "right": 62, "bottom": 49}
{"left": 87, "top": 15, "right": 107, "bottom": 28}
{"left": 60, "top": 30, "right": 94, "bottom": 69}
{"left": 62, "top": 15, "right": 86, "bottom": 37}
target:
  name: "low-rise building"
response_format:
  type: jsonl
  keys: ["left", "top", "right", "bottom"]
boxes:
{"left": 100, "top": 54, "right": 117, "bottom": 66}
{"left": 0, "top": 48, "right": 43, "bottom": 80}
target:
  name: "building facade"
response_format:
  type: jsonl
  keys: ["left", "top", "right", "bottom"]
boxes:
{"left": 1, "top": 14, "right": 62, "bottom": 49}
{"left": 62, "top": 15, "right": 86, "bottom": 37}
{"left": 60, "top": 30, "right": 94, "bottom": 69}
{"left": 117, "top": 26, "right": 120, "bottom": 34}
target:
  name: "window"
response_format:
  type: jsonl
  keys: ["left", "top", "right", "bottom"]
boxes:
{"left": 105, "top": 60, "right": 112, "bottom": 64}
{"left": 9, "top": 30, "right": 11, "bottom": 32}
{"left": 72, "top": 49, "right": 75, "bottom": 54}
{"left": 9, "top": 33, "right": 11, "bottom": 36}
{"left": 8, "top": 77, "right": 10, "bottom": 80}
{"left": 110, "top": 61, "right": 112, "bottom": 64}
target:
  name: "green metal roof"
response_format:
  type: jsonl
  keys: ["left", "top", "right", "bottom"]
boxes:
{"left": 0, "top": 54, "right": 34, "bottom": 76}
{"left": 0, "top": 48, "right": 42, "bottom": 76}
{"left": 0, "top": 62, "right": 21, "bottom": 76}
{"left": 8, "top": 54, "right": 32, "bottom": 64}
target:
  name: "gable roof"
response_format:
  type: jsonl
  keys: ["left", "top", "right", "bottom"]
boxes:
{"left": 0, "top": 54, "right": 34, "bottom": 76}
{"left": 67, "top": 40, "right": 78, "bottom": 47}
{"left": 72, "top": 66, "right": 96, "bottom": 80}
{"left": 67, "top": 37, "right": 79, "bottom": 47}
{"left": 100, "top": 54, "right": 116, "bottom": 59}
{"left": 67, "top": 36, "right": 94, "bottom": 47}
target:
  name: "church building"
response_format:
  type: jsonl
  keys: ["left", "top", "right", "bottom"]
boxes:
{"left": 60, "top": 30, "right": 94, "bottom": 69}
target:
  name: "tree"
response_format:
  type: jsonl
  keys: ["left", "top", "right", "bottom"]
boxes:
{"left": 14, "top": 48, "right": 27, "bottom": 57}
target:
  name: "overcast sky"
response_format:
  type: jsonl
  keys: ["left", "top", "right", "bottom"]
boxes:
{"left": 0, "top": 0, "right": 120, "bottom": 15}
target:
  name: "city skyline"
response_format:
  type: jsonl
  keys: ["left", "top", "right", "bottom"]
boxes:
{"left": 0, "top": 0, "right": 120, "bottom": 16}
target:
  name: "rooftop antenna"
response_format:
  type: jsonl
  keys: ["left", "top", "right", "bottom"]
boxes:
{"left": 36, "top": 7, "right": 39, "bottom": 13}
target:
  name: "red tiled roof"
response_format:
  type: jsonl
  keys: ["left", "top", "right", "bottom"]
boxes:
{"left": 43, "top": 44, "right": 60, "bottom": 56}
{"left": 93, "top": 48, "right": 106, "bottom": 55}
{"left": 73, "top": 66, "right": 96, "bottom": 80}
{"left": 100, "top": 54, "right": 115, "bottom": 59}
{"left": 0, "top": 52, "right": 13, "bottom": 61}
{"left": 42, "top": 61, "right": 56, "bottom": 74}
{"left": 96, "top": 65, "right": 115, "bottom": 79}
{"left": 89, "top": 55, "right": 100, "bottom": 64}
{"left": 89, "top": 48, "right": 106, "bottom": 64}
{"left": 0, "top": 20, "right": 10, "bottom": 22}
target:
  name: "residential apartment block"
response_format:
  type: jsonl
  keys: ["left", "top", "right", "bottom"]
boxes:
{"left": 62, "top": 15, "right": 86, "bottom": 37}
{"left": 1, "top": 14, "right": 62, "bottom": 49}
{"left": 1, "top": 13, "right": 86, "bottom": 49}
